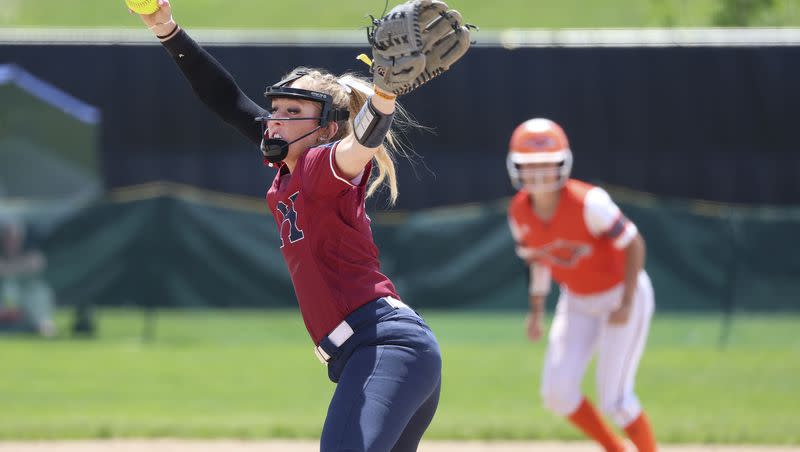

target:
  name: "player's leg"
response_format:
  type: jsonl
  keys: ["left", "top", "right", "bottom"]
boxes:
{"left": 542, "top": 296, "right": 626, "bottom": 452}
{"left": 390, "top": 376, "right": 441, "bottom": 452}
{"left": 596, "top": 270, "right": 657, "bottom": 452}
{"left": 320, "top": 318, "right": 441, "bottom": 452}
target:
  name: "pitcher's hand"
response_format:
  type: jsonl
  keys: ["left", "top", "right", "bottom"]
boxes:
{"left": 130, "top": 0, "right": 177, "bottom": 38}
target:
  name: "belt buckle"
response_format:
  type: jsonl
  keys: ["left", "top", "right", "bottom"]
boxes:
{"left": 314, "top": 345, "right": 330, "bottom": 364}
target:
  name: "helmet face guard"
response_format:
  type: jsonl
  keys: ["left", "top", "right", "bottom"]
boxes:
{"left": 255, "top": 71, "right": 349, "bottom": 164}
{"left": 506, "top": 150, "right": 573, "bottom": 192}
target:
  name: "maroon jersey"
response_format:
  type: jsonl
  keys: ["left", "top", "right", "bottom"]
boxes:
{"left": 266, "top": 142, "right": 399, "bottom": 344}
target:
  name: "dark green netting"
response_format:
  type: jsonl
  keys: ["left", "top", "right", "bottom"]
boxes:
{"left": 41, "top": 184, "right": 800, "bottom": 311}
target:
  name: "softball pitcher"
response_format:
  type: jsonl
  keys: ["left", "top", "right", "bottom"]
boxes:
{"left": 506, "top": 118, "right": 657, "bottom": 452}
{"left": 132, "top": 1, "right": 472, "bottom": 451}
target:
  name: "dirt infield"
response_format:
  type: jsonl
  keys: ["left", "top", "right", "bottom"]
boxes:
{"left": 0, "top": 440, "right": 797, "bottom": 452}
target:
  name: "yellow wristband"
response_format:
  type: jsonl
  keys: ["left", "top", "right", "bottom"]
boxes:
{"left": 372, "top": 86, "right": 397, "bottom": 101}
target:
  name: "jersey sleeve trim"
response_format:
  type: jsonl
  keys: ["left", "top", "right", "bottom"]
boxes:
{"left": 328, "top": 141, "right": 355, "bottom": 187}
{"left": 328, "top": 141, "right": 364, "bottom": 188}
{"left": 613, "top": 222, "right": 638, "bottom": 249}
{"left": 605, "top": 214, "right": 626, "bottom": 239}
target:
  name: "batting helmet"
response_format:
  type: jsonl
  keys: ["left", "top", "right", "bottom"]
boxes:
{"left": 506, "top": 118, "right": 573, "bottom": 192}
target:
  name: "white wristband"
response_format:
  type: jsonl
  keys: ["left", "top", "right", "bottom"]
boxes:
{"left": 148, "top": 15, "right": 175, "bottom": 30}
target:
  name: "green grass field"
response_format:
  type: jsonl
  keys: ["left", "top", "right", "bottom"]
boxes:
{"left": 0, "top": 309, "right": 798, "bottom": 444}
{"left": 0, "top": 0, "right": 799, "bottom": 29}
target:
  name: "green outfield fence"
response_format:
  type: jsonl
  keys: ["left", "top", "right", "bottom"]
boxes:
{"left": 37, "top": 182, "right": 800, "bottom": 312}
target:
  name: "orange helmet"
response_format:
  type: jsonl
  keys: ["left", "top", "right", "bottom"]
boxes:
{"left": 506, "top": 118, "right": 573, "bottom": 192}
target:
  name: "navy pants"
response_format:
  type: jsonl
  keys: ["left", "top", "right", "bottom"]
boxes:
{"left": 319, "top": 299, "right": 442, "bottom": 452}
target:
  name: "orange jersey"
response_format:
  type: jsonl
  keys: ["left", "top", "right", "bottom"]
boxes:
{"left": 508, "top": 179, "right": 638, "bottom": 295}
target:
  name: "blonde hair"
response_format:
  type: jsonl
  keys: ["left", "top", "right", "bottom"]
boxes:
{"left": 284, "top": 67, "right": 418, "bottom": 205}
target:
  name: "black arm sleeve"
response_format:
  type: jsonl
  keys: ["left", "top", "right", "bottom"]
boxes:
{"left": 161, "top": 29, "right": 265, "bottom": 146}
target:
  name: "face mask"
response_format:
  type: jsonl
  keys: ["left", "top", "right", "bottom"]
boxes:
{"left": 259, "top": 124, "right": 324, "bottom": 163}
{"left": 255, "top": 71, "right": 349, "bottom": 164}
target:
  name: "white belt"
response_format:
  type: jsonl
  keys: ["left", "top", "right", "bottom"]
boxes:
{"left": 314, "top": 296, "right": 408, "bottom": 364}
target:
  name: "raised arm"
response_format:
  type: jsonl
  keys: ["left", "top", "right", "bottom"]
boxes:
{"left": 335, "top": 0, "right": 473, "bottom": 177}
{"left": 134, "top": 0, "right": 264, "bottom": 145}
{"left": 335, "top": 89, "right": 396, "bottom": 178}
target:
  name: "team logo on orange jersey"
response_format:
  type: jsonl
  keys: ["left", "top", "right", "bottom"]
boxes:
{"left": 517, "top": 239, "right": 593, "bottom": 268}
